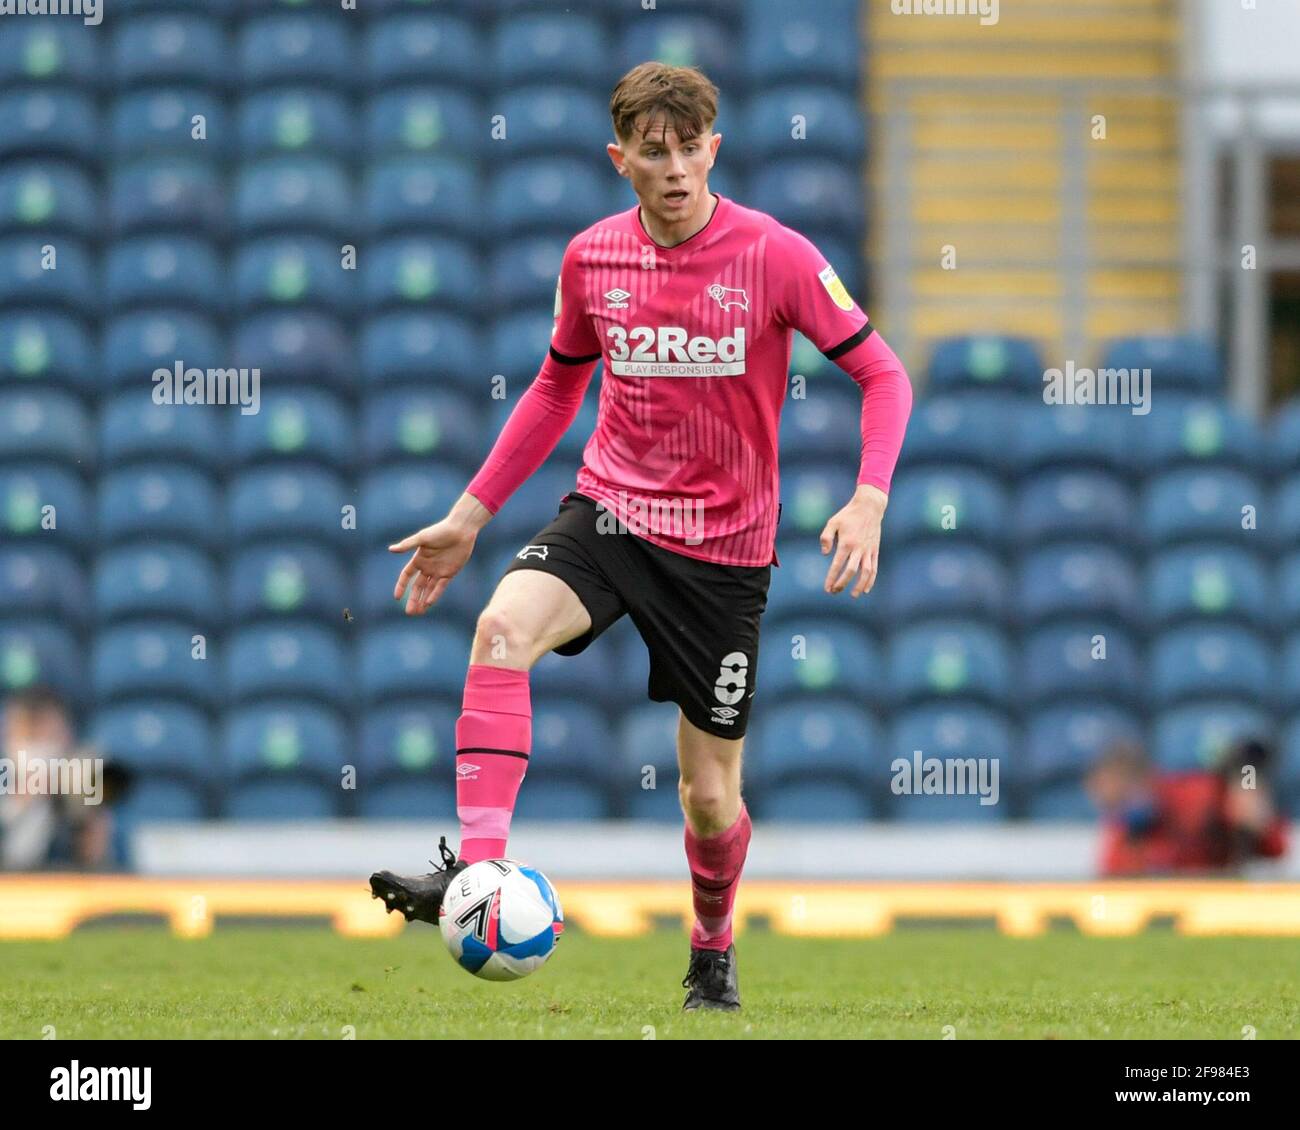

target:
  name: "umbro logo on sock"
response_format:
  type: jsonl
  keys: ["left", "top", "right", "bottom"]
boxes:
{"left": 456, "top": 763, "right": 481, "bottom": 779}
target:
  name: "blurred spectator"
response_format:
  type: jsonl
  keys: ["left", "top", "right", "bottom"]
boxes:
{"left": 0, "top": 685, "right": 129, "bottom": 871}
{"left": 1086, "top": 737, "right": 1289, "bottom": 876}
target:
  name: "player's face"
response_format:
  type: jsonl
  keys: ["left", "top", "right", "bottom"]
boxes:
{"left": 609, "top": 117, "right": 721, "bottom": 228}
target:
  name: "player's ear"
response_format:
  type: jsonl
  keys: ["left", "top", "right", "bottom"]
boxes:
{"left": 606, "top": 141, "right": 628, "bottom": 178}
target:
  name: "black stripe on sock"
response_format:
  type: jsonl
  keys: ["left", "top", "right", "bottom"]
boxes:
{"left": 823, "top": 322, "right": 875, "bottom": 361}
{"left": 457, "top": 747, "right": 530, "bottom": 760}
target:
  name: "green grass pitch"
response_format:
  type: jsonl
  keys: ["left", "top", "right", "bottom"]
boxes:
{"left": 2, "top": 925, "right": 1298, "bottom": 1040}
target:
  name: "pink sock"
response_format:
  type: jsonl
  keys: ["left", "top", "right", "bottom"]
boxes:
{"left": 684, "top": 803, "right": 752, "bottom": 951}
{"left": 454, "top": 664, "right": 530, "bottom": 865}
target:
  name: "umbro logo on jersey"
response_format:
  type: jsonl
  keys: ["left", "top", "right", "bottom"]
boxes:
{"left": 707, "top": 284, "right": 749, "bottom": 312}
{"left": 604, "top": 288, "right": 631, "bottom": 309}
{"left": 517, "top": 545, "right": 549, "bottom": 560}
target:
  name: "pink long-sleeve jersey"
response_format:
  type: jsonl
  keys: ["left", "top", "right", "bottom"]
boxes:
{"left": 467, "top": 192, "right": 912, "bottom": 567}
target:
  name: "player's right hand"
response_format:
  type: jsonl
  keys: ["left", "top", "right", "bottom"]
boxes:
{"left": 389, "top": 518, "right": 477, "bottom": 615}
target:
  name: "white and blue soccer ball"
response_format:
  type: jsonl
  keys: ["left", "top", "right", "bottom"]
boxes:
{"left": 438, "top": 858, "right": 564, "bottom": 981}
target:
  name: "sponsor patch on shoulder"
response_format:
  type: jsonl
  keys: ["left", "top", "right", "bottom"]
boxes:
{"left": 818, "top": 264, "right": 855, "bottom": 312}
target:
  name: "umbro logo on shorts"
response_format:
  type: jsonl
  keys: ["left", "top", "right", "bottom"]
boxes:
{"left": 711, "top": 706, "right": 739, "bottom": 724}
{"left": 517, "top": 545, "right": 549, "bottom": 560}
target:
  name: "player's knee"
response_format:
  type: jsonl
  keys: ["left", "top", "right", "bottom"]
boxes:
{"left": 679, "top": 779, "right": 731, "bottom": 829}
{"left": 472, "top": 606, "right": 538, "bottom": 666}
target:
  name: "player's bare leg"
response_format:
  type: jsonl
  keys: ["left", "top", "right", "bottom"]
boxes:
{"left": 370, "top": 570, "right": 591, "bottom": 923}
{"left": 677, "top": 711, "right": 751, "bottom": 1011}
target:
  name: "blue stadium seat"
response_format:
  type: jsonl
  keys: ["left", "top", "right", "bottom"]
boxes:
{"left": 364, "top": 389, "right": 483, "bottom": 468}
{"left": 928, "top": 335, "right": 1044, "bottom": 396}
{"left": 361, "top": 545, "right": 481, "bottom": 629}
{"left": 364, "top": 156, "right": 480, "bottom": 238}
{"left": 489, "top": 235, "right": 567, "bottom": 307}
{"left": 0, "top": 389, "right": 93, "bottom": 466}
{"left": 743, "top": 87, "right": 864, "bottom": 161}
{"left": 357, "top": 779, "right": 457, "bottom": 820}
{"left": 1147, "top": 545, "right": 1271, "bottom": 630}
{"left": 100, "top": 391, "right": 224, "bottom": 472}
{"left": 357, "top": 622, "right": 467, "bottom": 703}
{"left": 1013, "top": 470, "right": 1136, "bottom": 547}
{"left": 226, "top": 624, "right": 350, "bottom": 705}
{"left": 366, "top": 13, "right": 483, "bottom": 91}
{"left": 884, "top": 544, "right": 1008, "bottom": 624}
{"left": 229, "top": 388, "right": 355, "bottom": 469}
{"left": 748, "top": 160, "right": 863, "bottom": 235}
{"left": 90, "top": 702, "right": 214, "bottom": 782}
{"left": 0, "top": 21, "right": 101, "bottom": 89}
{"left": 365, "top": 88, "right": 483, "bottom": 158}
{"left": 110, "top": 89, "right": 229, "bottom": 158}
{"left": 1141, "top": 469, "right": 1261, "bottom": 548}
{"left": 1281, "top": 552, "right": 1300, "bottom": 630}
{"left": 107, "top": 158, "right": 224, "bottom": 236}
{"left": 491, "top": 15, "right": 608, "bottom": 90}
{"left": 1021, "top": 622, "right": 1142, "bottom": 707}
{"left": 232, "top": 312, "right": 353, "bottom": 393}
{"left": 117, "top": 779, "right": 207, "bottom": 823}
{"left": 496, "top": 88, "right": 609, "bottom": 159}
{"left": 889, "top": 623, "right": 1012, "bottom": 707}
{"left": 99, "top": 465, "right": 221, "bottom": 551}
{"left": 0, "top": 546, "right": 83, "bottom": 626}
{"left": 103, "top": 311, "right": 223, "bottom": 390}
{"left": 617, "top": 16, "right": 738, "bottom": 94}
{"left": 0, "top": 164, "right": 97, "bottom": 239}
{"left": 758, "top": 783, "right": 872, "bottom": 822}
{"left": 0, "top": 90, "right": 99, "bottom": 162}
{"left": 237, "top": 89, "right": 353, "bottom": 159}
{"left": 748, "top": 700, "right": 879, "bottom": 789}
{"left": 1150, "top": 626, "right": 1273, "bottom": 709}
{"left": 762, "top": 618, "right": 882, "bottom": 701}
{"left": 1269, "top": 398, "right": 1300, "bottom": 473}
{"left": 1024, "top": 704, "right": 1143, "bottom": 784}
{"left": 1281, "top": 714, "right": 1300, "bottom": 793}
{"left": 887, "top": 704, "right": 1014, "bottom": 822}
{"left": 489, "top": 310, "right": 564, "bottom": 381}
{"left": 1152, "top": 703, "right": 1273, "bottom": 772}
{"left": 1015, "top": 543, "right": 1142, "bottom": 628}
{"left": 233, "top": 157, "right": 352, "bottom": 236}
{"left": 229, "top": 544, "right": 350, "bottom": 625}
{"left": 531, "top": 698, "right": 615, "bottom": 781}
{"left": 224, "top": 779, "right": 339, "bottom": 820}
{"left": 1100, "top": 335, "right": 1221, "bottom": 396}
{"left": 233, "top": 232, "right": 353, "bottom": 313}
{"left": 779, "top": 461, "right": 859, "bottom": 536}
{"left": 0, "top": 236, "right": 95, "bottom": 312}
{"left": 104, "top": 236, "right": 223, "bottom": 313}
{"left": 358, "top": 701, "right": 459, "bottom": 783}
{"left": 362, "top": 235, "right": 480, "bottom": 314}
{"left": 513, "top": 777, "right": 611, "bottom": 821}
{"left": 1025, "top": 784, "right": 1096, "bottom": 821}
{"left": 358, "top": 464, "right": 466, "bottom": 545}
{"left": 745, "top": 2, "right": 861, "bottom": 87}
{"left": 531, "top": 626, "right": 628, "bottom": 706}
{"left": 0, "top": 623, "right": 83, "bottom": 703}
{"left": 1015, "top": 403, "right": 1134, "bottom": 474}
{"left": 0, "top": 465, "right": 90, "bottom": 547}
{"left": 779, "top": 382, "right": 863, "bottom": 463}
{"left": 884, "top": 467, "right": 1009, "bottom": 548}
{"left": 491, "top": 159, "right": 615, "bottom": 240}
{"left": 227, "top": 465, "right": 350, "bottom": 550}
{"left": 900, "top": 395, "right": 1020, "bottom": 474}
{"left": 92, "top": 622, "right": 219, "bottom": 707}
{"left": 1278, "top": 473, "right": 1300, "bottom": 550}
{"left": 112, "top": 14, "right": 227, "bottom": 88}
{"left": 765, "top": 540, "right": 883, "bottom": 628}
{"left": 477, "top": 466, "right": 583, "bottom": 544}
{"left": 222, "top": 703, "right": 348, "bottom": 784}
{"left": 0, "top": 313, "right": 94, "bottom": 392}
{"left": 1139, "top": 397, "right": 1262, "bottom": 473}
{"left": 237, "top": 14, "right": 354, "bottom": 90}
{"left": 616, "top": 704, "right": 686, "bottom": 822}
{"left": 1283, "top": 634, "right": 1300, "bottom": 712}
{"left": 359, "top": 312, "right": 480, "bottom": 391}
{"left": 94, "top": 545, "right": 221, "bottom": 627}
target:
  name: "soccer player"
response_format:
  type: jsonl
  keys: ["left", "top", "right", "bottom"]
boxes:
{"left": 370, "top": 63, "right": 912, "bottom": 1011}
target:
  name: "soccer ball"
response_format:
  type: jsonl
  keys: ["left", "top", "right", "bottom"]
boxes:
{"left": 438, "top": 858, "right": 564, "bottom": 981}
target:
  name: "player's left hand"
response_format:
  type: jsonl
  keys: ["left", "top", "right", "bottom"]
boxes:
{"left": 819, "top": 484, "right": 888, "bottom": 597}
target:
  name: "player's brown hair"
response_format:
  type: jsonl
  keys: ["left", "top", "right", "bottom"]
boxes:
{"left": 609, "top": 62, "right": 719, "bottom": 145}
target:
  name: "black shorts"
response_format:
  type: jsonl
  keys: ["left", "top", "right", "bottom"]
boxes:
{"left": 502, "top": 491, "right": 772, "bottom": 739}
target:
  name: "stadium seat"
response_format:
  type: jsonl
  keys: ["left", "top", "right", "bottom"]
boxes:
{"left": 364, "top": 88, "right": 483, "bottom": 159}
{"left": 1280, "top": 715, "right": 1300, "bottom": 794}
{"left": 900, "top": 395, "right": 1020, "bottom": 475}
{"left": 512, "top": 777, "right": 612, "bottom": 821}
{"left": 616, "top": 704, "right": 687, "bottom": 822}
{"left": 1015, "top": 543, "right": 1143, "bottom": 628}
{"left": 362, "top": 388, "right": 483, "bottom": 467}
{"left": 360, "top": 545, "right": 483, "bottom": 627}
{"left": 0, "top": 313, "right": 94, "bottom": 392}
{"left": 617, "top": 16, "right": 739, "bottom": 94}
{"left": 764, "top": 540, "right": 883, "bottom": 628}
{"left": 1268, "top": 397, "right": 1300, "bottom": 474}
{"left": 1100, "top": 335, "right": 1222, "bottom": 397}
{"left": 927, "top": 335, "right": 1044, "bottom": 397}
{"left": 1280, "top": 551, "right": 1300, "bottom": 630}
{"left": 496, "top": 88, "right": 609, "bottom": 159}
{"left": 0, "top": 546, "right": 83, "bottom": 626}
{"left": 1013, "top": 470, "right": 1136, "bottom": 547}
{"left": 364, "top": 156, "right": 480, "bottom": 238}
{"left": 1139, "top": 397, "right": 1262, "bottom": 473}
{"left": 491, "top": 159, "right": 616, "bottom": 239}
{"left": 358, "top": 464, "right": 467, "bottom": 546}
{"left": 490, "top": 14, "right": 609, "bottom": 90}
{"left": 112, "top": 14, "right": 227, "bottom": 88}
{"left": 237, "top": 14, "right": 354, "bottom": 90}
{"left": 1023, "top": 704, "right": 1144, "bottom": 785}
{"left": 109, "top": 89, "right": 230, "bottom": 159}
{"left": 226, "top": 624, "right": 351, "bottom": 706}
{"left": 233, "top": 157, "right": 352, "bottom": 237}
{"left": 359, "top": 312, "right": 480, "bottom": 391}
{"left": 92, "top": 622, "right": 219, "bottom": 708}
{"left": 488, "top": 236, "right": 567, "bottom": 308}
{"left": 357, "top": 779, "right": 457, "bottom": 821}
{"left": 229, "top": 544, "right": 350, "bottom": 625}
{"left": 232, "top": 237, "right": 354, "bottom": 317}
{"left": 237, "top": 89, "right": 353, "bottom": 160}
{"left": 94, "top": 545, "right": 221, "bottom": 627}
{"left": 1277, "top": 473, "right": 1300, "bottom": 551}
{"left": 222, "top": 703, "right": 348, "bottom": 785}
{"left": 778, "top": 461, "right": 860, "bottom": 536}
{"left": 748, "top": 160, "right": 863, "bottom": 235}
{"left": 90, "top": 702, "right": 215, "bottom": 782}
{"left": 1152, "top": 703, "right": 1274, "bottom": 772}
{"left": 232, "top": 312, "right": 354, "bottom": 393}
{"left": 1, "top": 464, "right": 90, "bottom": 548}
{"left": 887, "top": 704, "right": 1015, "bottom": 822}
{"left": 358, "top": 701, "right": 460, "bottom": 784}
{"left": 757, "top": 783, "right": 873, "bottom": 822}
{"left": 884, "top": 544, "right": 1009, "bottom": 625}
{"left": 107, "top": 158, "right": 224, "bottom": 237}
{"left": 224, "top": 779, "right": 340, "bottom": 821}
{"left": 744, "top": 2, "right": 861, "bottom": 87}
{"left": 100, "top": 390, "right": 225, "bottom": 472}
{"left": 366, "top": 12, "right": 483, "bottom": 91}
{"left": 761, "top": 618, "right": 883, "bottom": 701}
{"left": 0, "top": 388, "right": 93, "bottom": 466}
{"left": 357, "top": 622, "right": 468, "bottom": 704}
{"left": 779, "top": 381, "right": 863, "bottom": 463}
{"left": 747, "top": 700, "right": 880, "bottom": 789}
{"left": 489, "top": 310, "right": 568, "bottom": 381}
{"left": 98, "top": 465, "right": 221, "bottom": 551}
{"left": 362, "top": 235, "right": 480, "bottom": 314}
{"left": 1021, "top": 623, "right": 1142, "bottom": 708}
{"left": 104, "top": 236, "right": 223, "bottom": 313}
{"left": 0, "top": 21, "right": 101, "bottom": 89}
{"left": 0, "top": 622, "right": 84, "bottom": 704}
{"left": 531, "top": 626, "right": 630, "bottom": 708}
{"left": 229, "top": 388, "right": 355, "bottom": 469}
{"left": 227, "top": 465, "right": 351, "bottom": 550}
{"left": 888, "top": 622, "right": 1013, "bottom": 708}
{"left": 1281, "top": 634, "right": 1300, "bottom": 713}
{"left": 117, "top": 779, "right": 208, "bottom": 823}
{"left": 1141, "top": 469, "right": 1262, "bottom": 548}
{"left": 1146, "top": 545, "right": 1271, "bottom": 630}
{"left": 743, "top": 87, "right": 864, "bottom": 162}
{"left": 884, "top": 467, "right": 1009, "bottom": 549}
{"left": 0, "top": 90, "right": 99, "bottom": 163}
{"left": 1015, "top": 403, "right": 1135, "bottom": 474}
{"left": 1025, "top": 784, "right": 1096, "bottom": 821}
{"left": 103, "top": 311, "right": 223, "bottom": 390}
{"left": 1150, "top": 626, "right": 1273, "bottom": 709}
{"left": 0, "top": 236, "right": 96, "bottom": 312}
{"left": 0, "top": 164, "right": 98, "bottom": 239}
